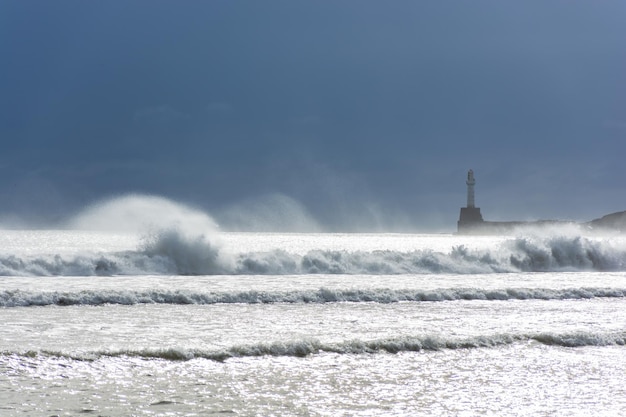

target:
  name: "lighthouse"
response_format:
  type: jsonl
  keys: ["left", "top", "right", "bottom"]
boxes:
{"left": 466, "top": 169, "right": 476, "bottom": 208}
{"left": 457, "top": 169, "right": 484, "bottom": 233}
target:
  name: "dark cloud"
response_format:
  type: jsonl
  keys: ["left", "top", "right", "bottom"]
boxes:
{"left": 1, "top": 1, "right": 625, "bottom": 230}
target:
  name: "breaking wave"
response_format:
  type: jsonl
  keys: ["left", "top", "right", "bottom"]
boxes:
{"left": 0, "top": 231, "right": 625, "bottom": 276}
{"left": 7, "top": 331, "right": 626, "bottom": 362}
{"left": 2, "top": 287, "right": 626, "bottom": 307}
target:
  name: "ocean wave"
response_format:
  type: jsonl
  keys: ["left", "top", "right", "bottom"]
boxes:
{"left": 8, "top": 331, "right": 626, "bottom": 362}
{"left": 1, "top": 231, "right": 625, "bottom": 276}
{"left": 2, "top": 287, "right": 625, "bottom": 307}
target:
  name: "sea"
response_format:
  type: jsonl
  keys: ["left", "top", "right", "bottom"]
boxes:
{"left": 1, "top": 198, "right": 626, "bottom": 416}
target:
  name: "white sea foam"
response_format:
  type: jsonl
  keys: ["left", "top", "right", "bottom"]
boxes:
{"left": 61, "top": 194, "right": 234, "bottom": 275}
{"left": 1, "top": 287, "right": 624, "bottom": 307}
{"left": 3, "top": 195, "right": 626, "bottom": 276}
{"left": 8, "top": 331, "right": 626, "bottom": 362}
{"left": 0, "top": 233, "right": 624, "bottom": 276}
{"left": 139, "top": 227, "right": 233, "bottom": 275}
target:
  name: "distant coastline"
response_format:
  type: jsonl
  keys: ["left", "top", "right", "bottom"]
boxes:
{"left": 587, "top": 211, "right": 626, "bottom": 234}
{"left": 457, "top": 215, "right": 626, "bottom": 235}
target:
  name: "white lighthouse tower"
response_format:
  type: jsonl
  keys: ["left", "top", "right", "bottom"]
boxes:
{"left": 458, "top": 169, "right": 484, "bottom": 233}
{"left": 466, "top": 169, "right": 476, "bottom": 208}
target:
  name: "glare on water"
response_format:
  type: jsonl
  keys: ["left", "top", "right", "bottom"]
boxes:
{"left": 1, "top": 230, "right": 626, "bottom": 416}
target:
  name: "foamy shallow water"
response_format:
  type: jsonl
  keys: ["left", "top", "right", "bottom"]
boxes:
{"left": 3, "top": 346, "right": 626, "bottom": 417}
{"left": 1, "top": 230, "right": 626, "bottom": 416}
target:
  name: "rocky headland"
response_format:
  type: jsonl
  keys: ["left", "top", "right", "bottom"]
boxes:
{"left": 587, "top": 211, "right": 626, "bottom": 233}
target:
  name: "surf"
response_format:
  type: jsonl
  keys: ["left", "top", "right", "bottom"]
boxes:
{"left": 1, "top": 194, "right": 626, "bottom": 276}
{"left": 1, "top": 234, "right": 625, "bottom": 276}
{"left": 2, "top": 286, "right": 626, "bottom": 307}
{"left": 5, "top": 330, "right": 626, "bottom": 362}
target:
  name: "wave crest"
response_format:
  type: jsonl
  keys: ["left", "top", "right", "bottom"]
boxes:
{"left": 2, "top": 287, "right": 625, "bottom": 307}
{"left": 140, "top": 228, "right": 232, "bottom": 275}
{"left": 1, "top": 234, "right": 625, "bottom": 276}
{"left": 8, "top": 331, "right": 626, "bottom": 362}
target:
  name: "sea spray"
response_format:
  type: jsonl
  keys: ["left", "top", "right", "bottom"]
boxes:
{"left": 140, "top": 227, "right": 233, "bottom": 275}
{"left": 67, "top": 194, "right": 219, "bottom": 233}
{"left": 64, "top": 194, "right": 234, "bottom": 275}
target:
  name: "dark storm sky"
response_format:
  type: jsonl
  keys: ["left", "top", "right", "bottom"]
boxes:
{"left": 1, "top": 1, "right": 625, "bottom": 231}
